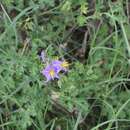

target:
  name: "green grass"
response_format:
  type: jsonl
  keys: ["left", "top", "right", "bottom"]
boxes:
{"left": 0, "top": 0, "right": 130, "bottom": 130}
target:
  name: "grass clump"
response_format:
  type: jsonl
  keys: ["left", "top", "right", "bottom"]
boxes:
{"left": 0, "top": 0, "right": 130, "bottom": 130}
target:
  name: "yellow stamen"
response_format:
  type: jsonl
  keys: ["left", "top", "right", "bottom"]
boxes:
{"left": 49, "top": 69, "right": 55, "bottom": 77}
{"left": 61, "top": 61, "right": 69, "bottom": 68}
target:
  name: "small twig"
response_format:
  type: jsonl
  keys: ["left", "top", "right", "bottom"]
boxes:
{"left": 21, "top": 38, "right": 30, "bottom": 56}
{"left": 51, "top": 99, "right": 72, "bottom": 115}
{"left": 0, "top": 3, "right": 12, "bottom": 23}
{"left": 74, "top": 29, "right": 89, "bottom": 59}
{"left": 82, "top": 30, "right": 88, "bottom": 54}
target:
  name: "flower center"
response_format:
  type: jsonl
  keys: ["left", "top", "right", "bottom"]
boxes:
{"left": 61, "top": 61, "right": 69, "bottom": 68}
{"left": 49, "top": 69, "right": 55, "bottom": 77}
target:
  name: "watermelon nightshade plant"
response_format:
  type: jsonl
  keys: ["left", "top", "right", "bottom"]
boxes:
{"left": 40, "top": 51, "right": 69, "bottom": 82}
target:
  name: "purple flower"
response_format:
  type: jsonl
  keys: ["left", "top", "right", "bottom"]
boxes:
{"left": 51, "top": 60, "right": 62, "bottom": 73}
{"left": 42, "top": 64, "right": 59, "bottom": 82}
{"left": 51, "top": 60, "right": 69, "bottom": 72}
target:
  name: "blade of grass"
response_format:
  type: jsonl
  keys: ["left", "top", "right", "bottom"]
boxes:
{"left": 73, "top": 112, "right": 82, "bottom": 130}
{"left": 120, "top": 22, "right": 130, "bottom": 58}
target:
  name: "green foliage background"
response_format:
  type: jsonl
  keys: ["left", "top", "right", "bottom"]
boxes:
{"left": 0, "top": 0, "right": 130, "bottom": 130}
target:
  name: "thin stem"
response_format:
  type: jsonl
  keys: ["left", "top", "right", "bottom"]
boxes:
{"left": 120, "top": 22, "right": 130, "bottom": 57}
